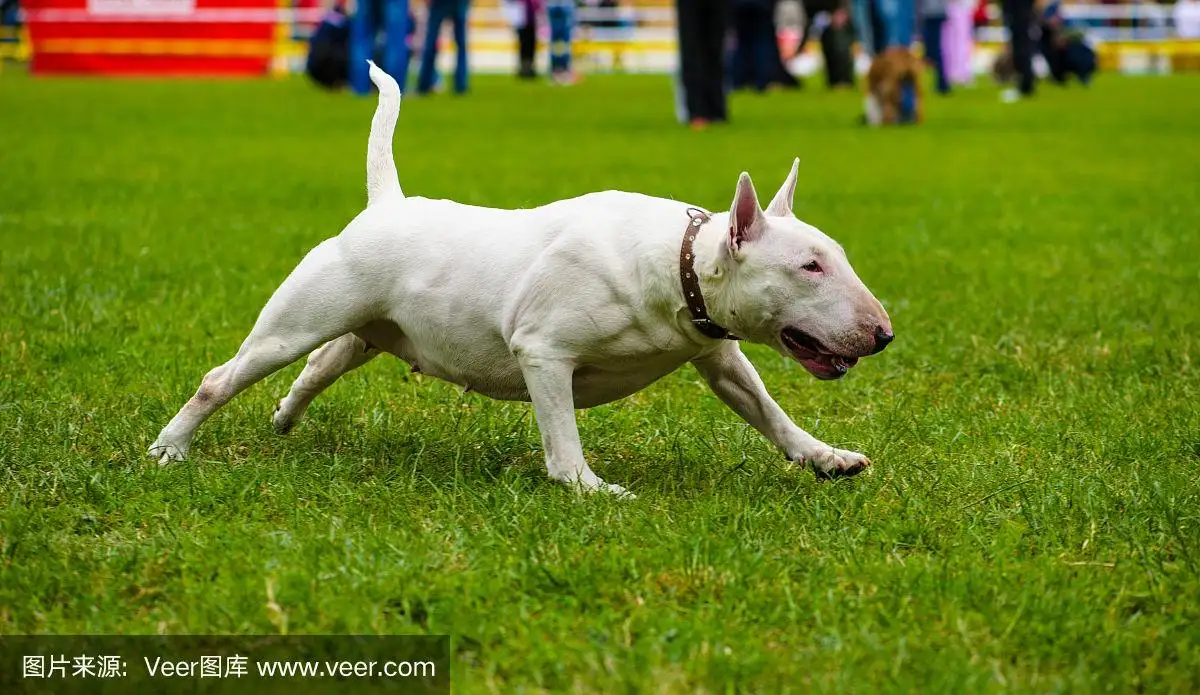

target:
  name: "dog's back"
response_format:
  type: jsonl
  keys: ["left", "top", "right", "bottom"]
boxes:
{"left": 864, "top": 47, "right": 924, "bottom": 126}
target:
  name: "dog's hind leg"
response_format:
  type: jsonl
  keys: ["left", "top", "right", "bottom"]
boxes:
{"left": 272, "top": 334, "right": 379, "bottom": 434}
{"left": 149, "top": 239, "right": 374, "bottom": 463}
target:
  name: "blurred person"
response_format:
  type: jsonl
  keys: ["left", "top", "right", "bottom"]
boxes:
{"left": 1, "top": 0, "right": 18, "bottom": 26}
{"left": 796, "top": 1, "right": 854, "bottom": 88}
{"left": 674, "top": 0, "right": 731, "bottom": 129}
{"left": 1037, "top": 0, "right": 1095, "bottom": 84}
{"left": 818, "top": 5, "right": 857, "bottom": 88}
{"left": 349, "top": 0, "right": 414, "bottom": 95}
{"left": 880, "top": 0, "right": 916, "bottom": 47}
{"left": 768, "top": 1, "right": 803, "bottom": 88}
{"left": 850, "top": 0, "right": 913, "bottom": 56}
{"left": 999, "top": 0, "right": 1035, "bottom": 101}
{"left": 731, "top": 0, "right": 778, "bottom": 91}
{"left": 797, "top": 0, "right": 847, "bottom": 54}
{"left": 547, "top": 0, "right": 578, "bottom": 84}
{"left": 502, "top": 0, "right": 540, "bottom": 78}
{"left": 306, "top": 1, "right": 352, "bottom": 89}
{"left": 850, "top": 0, "right": 883, "bottom": 54}
{"left": 942, "top": 0, "right": 974, "bottom": 85}
{"left": 919, "top": 0, "right": 950, "bottom": 94}
{"left": 417, "top": 0, "right": 472, "bottom": 94}
{"left": 733, "top": 0, "right": 801, "bottom": 90}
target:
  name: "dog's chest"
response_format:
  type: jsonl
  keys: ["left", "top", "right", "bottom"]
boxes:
{"left": 384, "top": 332, "right": 695, "bottom": 408}
{"left": 569, "top": 349, "right": 698, "bottom": 408}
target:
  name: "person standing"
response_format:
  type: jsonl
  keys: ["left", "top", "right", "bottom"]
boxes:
{"left": 675, "top": 0, "right": 732, "bottom": 128}
{"left": 547, "top": 0, "right": 578, "bottom": 84}
{"left": 417, "top": 0, "right": 472, "bottom": 94}
{"left": 306, "top": 1, "right": 352, "bottom": 90}
{"left": 1000, "top": 0, "right": 1035, "bottom": 100}
{"left": 851, "top": 0, "right": 910, "bottom": 56}
{"left": 505, "top": 0, "right": 540, "bottom": 79}
{"left": 941, "top": 0, "right": 974, "bottom": 86}
{"left": 877, "top": 0, "right": 915, "bottom": 47}
{"left": 349, "top": 0, "right": 413, "bottom": 95}
{"left": 820, "top": 5, "right": 857, "bottom": 88}
{"left": 731, "top": 0, "right": 776, "bottom": 92}
{"left": 919, "top": 0, "right": 950, "bottom": 93}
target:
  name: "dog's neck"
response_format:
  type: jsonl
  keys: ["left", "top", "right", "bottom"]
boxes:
{"left": 683, "top": 212, "right": 741, "bottom": 339}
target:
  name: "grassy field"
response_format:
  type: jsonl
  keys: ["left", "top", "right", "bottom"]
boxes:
{"left": 2, "top": 71, "right": 1200, "bottom": 693}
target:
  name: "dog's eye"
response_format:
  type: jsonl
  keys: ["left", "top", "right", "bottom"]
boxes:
{"left": 802, "top": 261, "right": 823, "bottom": 274}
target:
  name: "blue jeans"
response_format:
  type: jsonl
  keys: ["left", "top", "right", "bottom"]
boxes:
{"left": 921, "top": 14, "right": 949, "bottom": 93}
{"left": 349, "top": 0, "right": 412, "bottom": 95}
{"left": 417, "top": 0, "right": 470, "bottom": 93}
{"left": 547, "top": 2, "right": 575, "bottom": 73}
{"left": 852, "top": 0, "right": 914, "bottom": 54}
{"left": 876, "top": 0, "right": 914, "bottom": 47}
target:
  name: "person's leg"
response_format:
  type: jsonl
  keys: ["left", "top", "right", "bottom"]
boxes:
{"left": 769, "top": 0, "right": 800, "bottom": 87}
{"left": 876, "top": 0, "right": 914, "bottom": 48}
{"left": 1071, "top": 40, "right": 1096, "bottom": 85}
{"left": 850, "top": 0, "right": 876, "bottom": 57}
{"left": 895, "top": 0, "right": 914, "bottom": 46}
{"left": 708, "top": 0, "right": 732, "bottom": 120}
{"left": 547, "top": 2, "right": 575, "bottom": 76}
{"left": 875, "top": 0, "right": 900, "bottom": 47}
{"left": 417, "top": 1, "right": 448, "bottom": 93}
{"left": 348, "top": 0, "right": 379, "bottom": 94}
{"left": 382, "top": 0, "right": 411, "bottom": 92}
{"left": 751, "top": 7, "right": 775, "bottom": 92}
{"left": 943, "top": 0, "right": 973, "bottom": 84}
{"left": 518, "top": 0, "right": 537, "bottom": 77}
{"left": 452, "top": 0, "right": 470, "bottom": 92}
{"left": 1003, "top": 0, "right": 1035, "bottom": 94}
{"left": 797, "top": 2, "right": 815, "bottom": 54}
{"left": 1038, "top": 32, "right": 1068, "bottom": 84}
{"left": 922, "top": 14, "right": 949, "bottom": 93}
{"left": 870, "top": 0, "right": 888, "bottom": 53}
{"left": 731, "top": 7, "right": 753, "bottom": 90}
{"left": 676, "top": 0, "right": 706, "bottom": 121}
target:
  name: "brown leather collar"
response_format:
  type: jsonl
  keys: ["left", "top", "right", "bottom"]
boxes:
{"left": 680, "top": 208, "right": 740, "bottom": 341}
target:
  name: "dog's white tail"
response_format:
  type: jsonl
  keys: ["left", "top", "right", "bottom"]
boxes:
{"left": 365, "top": 60, "right": 403, "bottom": 205}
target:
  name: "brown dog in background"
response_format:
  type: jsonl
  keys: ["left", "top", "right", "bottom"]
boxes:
{"left": 864, "top": 47, "right": 925, "bottom": 126}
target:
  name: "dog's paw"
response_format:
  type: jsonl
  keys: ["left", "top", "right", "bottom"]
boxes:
{"left": 148, "top": 441, "right": 187, "bottom": 465}
{"left": 807, "top": 447, "right": 872, "bottom": 480}
{"left": 552, "top": 471, "right": 636, "bottom": 499}
{"left": 590, "top": 481, "right": 636, "bottom": 499}
{"left": 272, "top": 402, "right": 296, "bottom": 435}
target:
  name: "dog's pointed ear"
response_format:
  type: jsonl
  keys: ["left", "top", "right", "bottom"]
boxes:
{"left": 765, "top": 158, "right": 800, "bottom": 217}
{"left": 728, "top": 172, "right": 765, "bottom": 253}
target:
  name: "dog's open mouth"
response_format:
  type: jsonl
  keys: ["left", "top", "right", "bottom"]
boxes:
{"left": 781, "top": 327, "right": 859, "bottom": 380}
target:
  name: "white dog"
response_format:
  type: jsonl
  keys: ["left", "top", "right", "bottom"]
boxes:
{"left": 149, "top": 62, "right": 893, "bottom": 497}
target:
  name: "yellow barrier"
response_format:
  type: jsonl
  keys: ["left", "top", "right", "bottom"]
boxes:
{"left": 36, "top": 38, "right": 277, "bottom": 58}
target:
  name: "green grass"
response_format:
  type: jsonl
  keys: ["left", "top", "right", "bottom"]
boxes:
{"left": 2, "top": 71, "right": 1200, "bottom": 693}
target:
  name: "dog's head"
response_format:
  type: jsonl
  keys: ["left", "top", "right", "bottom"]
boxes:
{"left": 708, "top": 161, "right": 893, "bottom": 379}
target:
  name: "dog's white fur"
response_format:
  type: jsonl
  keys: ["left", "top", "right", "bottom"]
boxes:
{"left": 149, "top": 62, "right": 892, "bottom": 496}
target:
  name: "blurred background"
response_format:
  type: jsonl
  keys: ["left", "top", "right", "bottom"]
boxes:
{"left": 3, "top": 0, "right": 1198, "bottom": 84}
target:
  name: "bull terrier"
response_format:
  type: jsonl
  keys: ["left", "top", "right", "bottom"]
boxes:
{"left": 149, "top": 62, "right": 894, "bottom": 497}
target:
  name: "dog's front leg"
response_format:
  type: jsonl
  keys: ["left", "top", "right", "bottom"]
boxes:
{"left": 692, "top": 345, "right": 871, "bottom": 479}
{"left": 517, "top": 354, "right": 633, "bottom": 497}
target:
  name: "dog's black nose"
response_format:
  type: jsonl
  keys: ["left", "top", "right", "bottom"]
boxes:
{"left": 871, "top": 326, "right": 894, "bottom": 354}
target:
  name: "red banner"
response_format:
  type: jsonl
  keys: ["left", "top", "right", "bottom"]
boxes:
{"left": 24, "top": 0, "right": 286, "bottom": 76}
